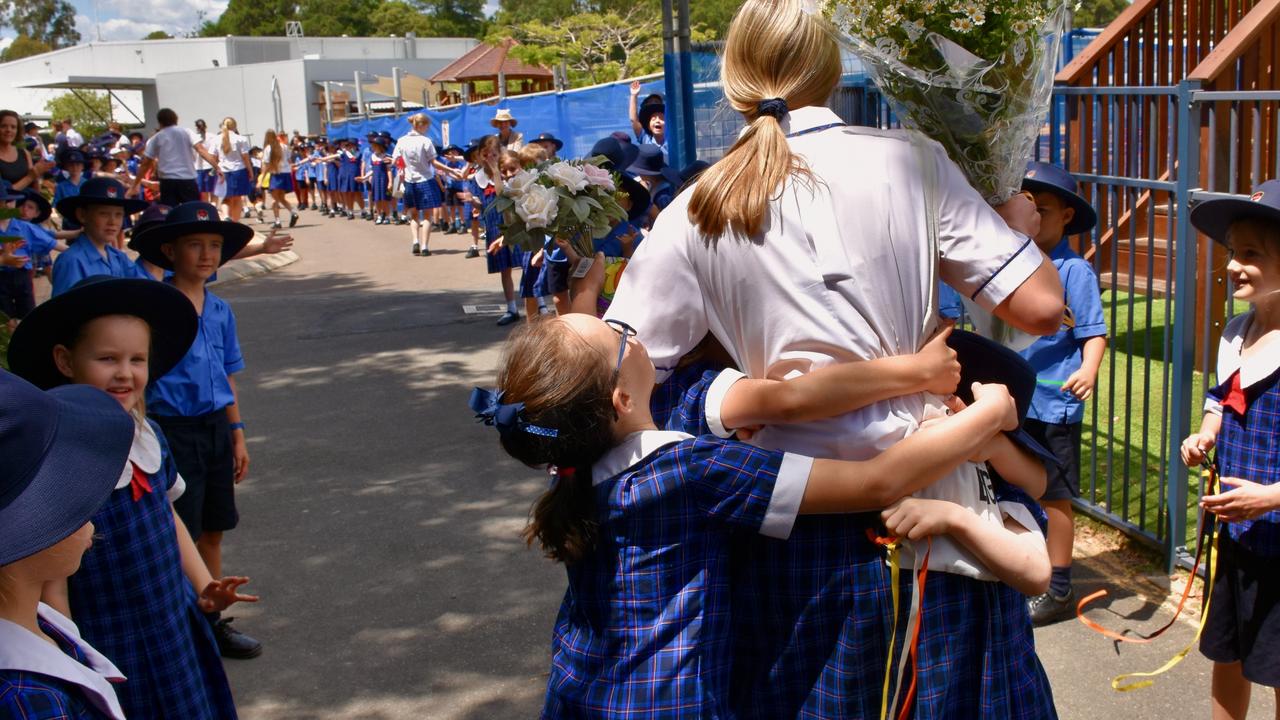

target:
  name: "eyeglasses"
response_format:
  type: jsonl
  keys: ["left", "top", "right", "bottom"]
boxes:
{"left": 604, "top": 318, "right": 636, "bottom": 382}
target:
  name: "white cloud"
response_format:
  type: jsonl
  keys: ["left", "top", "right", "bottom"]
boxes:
{"left": 72, "top": 0, "right": 229, "bottom": 40}
{"left": 0, "top": 36, "right": 13, "bottom": 53}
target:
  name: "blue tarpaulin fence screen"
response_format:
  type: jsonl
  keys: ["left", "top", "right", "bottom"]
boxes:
{"left": 326, "top": 78, "right": 665, "bottom": 159}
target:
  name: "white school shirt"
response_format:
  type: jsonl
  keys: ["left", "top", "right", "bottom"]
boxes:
{"left": 0, "top": 603, "right": 128, "bottom": 720}
{"left": 194, "top": 133, "right": 214, "bottom": 172}
{"left": 144, "top": 125, "right": 201, "bottom": 180}
{"left": 605, "top": 105, "right": 1045, "bottom": 574}
{"left": 64, "top": 128, "right": 84, "bottom": 148}
{"left": 391, "top": 131, "right": 437, "bottom": 183}
{"left": 213, "top": 132, "right": 251, "bottom": 172}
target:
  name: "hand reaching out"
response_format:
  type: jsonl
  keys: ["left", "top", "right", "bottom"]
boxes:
{"left": 261, "top": 230, "right": 294, "bottom": 255}
{"left": 630, "top": 80, "right": 642, "bottom": 96}
{"left": 197, "top": 576, "right": 259, "bottom": 613}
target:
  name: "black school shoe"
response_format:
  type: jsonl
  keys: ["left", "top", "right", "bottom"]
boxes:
{"left": 213, "top": 617, "right": 263, "bottom": 659}
{"left": 1028, "top": 588, "right": 1076, "bottom": 625}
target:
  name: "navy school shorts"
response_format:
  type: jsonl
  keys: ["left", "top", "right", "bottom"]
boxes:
{"left": 1024, "top": 418, "right": 1082, "bottom": 501}
{"left": 153, "top": 408, "right": 239, "bottom": 539}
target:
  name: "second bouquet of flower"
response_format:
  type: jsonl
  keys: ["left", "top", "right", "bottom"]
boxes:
{"left": 493, "top": 158, "right": 629, "bottom": 259}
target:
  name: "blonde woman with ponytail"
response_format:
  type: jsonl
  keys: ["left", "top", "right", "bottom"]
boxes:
{"left": 604, "top": 0, "right": 1066, "bottom": 716}
{"left": 212, "top": 117, "right": 253, "bottom": 224}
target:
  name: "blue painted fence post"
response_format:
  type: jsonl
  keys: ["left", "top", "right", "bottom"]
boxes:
{"left": 1166, "top": 78, "right": 1203, "bottom": 572}
{"left": 662, "top": 0, "right": 697, "bottom": 169}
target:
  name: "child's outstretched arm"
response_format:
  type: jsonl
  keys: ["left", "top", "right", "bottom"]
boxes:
{"left": 881, "top": 497, "right": 1051, "bottom": 595}
{"left": 800, "top": 382, "right": 1017, "bottom": 512}
{"left": 173, "top": 508, "right": 258, "bottom": 612}
{"left": 718, "top": 327, "right": 961, "bottom": 430}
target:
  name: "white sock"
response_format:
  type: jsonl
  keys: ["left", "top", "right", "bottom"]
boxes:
{"left": 506, "top": 300, "right": 518, "bottom": 314}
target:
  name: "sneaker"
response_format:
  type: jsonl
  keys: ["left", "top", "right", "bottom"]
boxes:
{"left": 346, "top": 213, "right": 354, "bottom": 220}
{"left": 1028, "top": 588, "right": 1076, "bottom": 626}
{"left": 420, "top": 248, "right": 432, "bottom": 257}
{"left": 311, "top": 204, "right": 319, "bottom": 211}
{"left": 411, "top": 242, "right": 421, "bottom": 256}
{"left": 272, "top": 221, "right": 282, "bottom": 229}
{"left": 257, "top": 210, "right": 265, "bottom": 223}
{"left": 289, "top": 213, "right": 299, "bottom": 228}
{"left": 465, "top": 246, "right": 480, "bottom": 259}
{"left": 496, "top": 311, "right": 520, "bottom": 326}
{"left": 212, "top": 617, "right": 262, "bottom": 659}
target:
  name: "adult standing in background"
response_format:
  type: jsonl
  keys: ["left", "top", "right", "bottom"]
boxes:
{"left": 491, "top": 109, "right": 524, "bottom": 151}
{"left": 23, "top": 123, "right": 51, "bottom": 163}
{"left": 0, "top": 110, "right": 52, "bottom": 191}
{"left": 62, "top": 119, "right": 84, "bottom": 150}
{"left": 130, "top": 108, "right": 223, "bottom": 207}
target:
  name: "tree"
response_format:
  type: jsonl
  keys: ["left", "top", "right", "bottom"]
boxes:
{"left": 500, "top": 6, "right": 664, "bottom": 87}
{"left": 689, "top": 0, "right": 742, "bottom": 40}
{"left": 44, "top": 91, "right": 112, "bottom": 141}
{"left": 0, "top": 0, "right": 79, "bottom": 48}
{"left": 297, "top": 0, "right": 379, "bottom": 36}
{"left": 413, "top": 0, "right": 485, "bottom": 37}
{"left": 1074, "top": 0, "right": 1129, "bottom": 29}
{"left": 493, "top": 0, "right": 577, "bottom": 26}
{"left": 370, "top": 1, "right": 435, "bottom": 36}
{"left": 201, "top": 0, "right": 299, "bottom": 36}
{"left": 0, "top": 35, "right": 52, "bottom": 61}
{"left": 143, "top": 30, "right": 173, "bottom": 40}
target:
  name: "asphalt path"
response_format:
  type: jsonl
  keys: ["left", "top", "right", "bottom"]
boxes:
{"left": 216, "top": 210, "right": 1275, "bottom": 719}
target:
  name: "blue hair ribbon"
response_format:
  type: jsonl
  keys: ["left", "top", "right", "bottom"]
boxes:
{"left": 469, "top": 388, "right": 559, "bottom": 439}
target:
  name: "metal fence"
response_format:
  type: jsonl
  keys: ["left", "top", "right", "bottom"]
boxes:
{"left": 685, "top": 44, "right": 1280, "bottom": 567}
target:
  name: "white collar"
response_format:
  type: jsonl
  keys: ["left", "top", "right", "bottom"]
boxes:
{"left": 780, "top": 105, "right": 844, "bottom": 137}
{"left": 473, "top": 167, "right": 493, "bottom": 188}
{"left": 0, "top": 604, "right": 127, "bottom": 720}
{"left": 115, "top": 419, "right": 160, "bottom": 490}
{"left": 591, "top": 430, "right": 692, "bottom": 485}
{"left": 1218, "top": 311, "right": 1280, "bottom": 389}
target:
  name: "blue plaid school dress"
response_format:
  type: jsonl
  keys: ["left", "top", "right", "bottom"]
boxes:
{"left": 67, "top": 420, "right": 237, "bottom": 720}
{"left": 476, "top": 178, "right": 522, "bottom": 273}
{"left": 0, "top": 620, "right": 113, "bottom": 720}
{"left": 651, "top": 364, "right": 718, "bottom": 434}
{"left": 542, "top": 433, "right": 793, "bottom": 719}
{"left": 905, "top": 480, "right": 1056, "bottom": 720}
{"left": 1211, "top": 367, "right": 1280, "bottom": 555}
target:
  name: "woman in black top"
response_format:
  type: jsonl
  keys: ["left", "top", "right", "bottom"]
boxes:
{"left": 0, "top": 110, "right": 51, "bottom": 190}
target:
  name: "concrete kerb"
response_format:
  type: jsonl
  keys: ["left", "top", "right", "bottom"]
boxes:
{"left": 210, "top": 232, "right": 300, "bottom": 286}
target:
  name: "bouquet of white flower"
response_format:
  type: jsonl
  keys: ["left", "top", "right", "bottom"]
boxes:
{"left": 821, "top": 0, "right": 1070, "bottom": 204}
{"left": 493, "top": 158, "right": 628, "bottom": 259}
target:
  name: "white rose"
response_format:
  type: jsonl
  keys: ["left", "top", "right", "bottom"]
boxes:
{"left": 545, "top": 161, "right": 589, "bottom": 193}
{"left": 581, "top": 163, "right": 616, "bottom": 192}
{"left": 515, "top": 184, "right": 559, "bottom": 229}
{"left": 503, "top": 169, "right": 538, "bottom": 198}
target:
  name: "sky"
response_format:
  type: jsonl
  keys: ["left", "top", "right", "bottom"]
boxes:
{"left": 0, "top": 0, "right": 501, "bottom": 46}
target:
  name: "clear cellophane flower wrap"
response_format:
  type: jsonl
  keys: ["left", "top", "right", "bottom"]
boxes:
{"left": 820, "top": 0, "right": 1071, "bottom": 205}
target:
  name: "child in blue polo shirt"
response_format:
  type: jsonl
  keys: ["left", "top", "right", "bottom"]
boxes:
{"left": 1180, "top": 179, "right": 1280, "bottom": 715}
{"left": 1018, "top": 161, "right": 1107, "bottom": 624}
{"left": 131, "top": 201, "right": 264, "bottom": 661}
{"left": 53, "top": 149, "right": 88, "bottom": 230}
{"left": 50, "top": 177, "right": 150, "bottom": 297}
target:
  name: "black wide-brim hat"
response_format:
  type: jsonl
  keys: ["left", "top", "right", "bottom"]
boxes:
{"left": 55, "top": 176, "right": 148, "bottom": 219}
{"left": 590, "top": 136, "right": 640, "bottom": 175}
{"left": 442, "top": 144, "right": 463, "bottom": 155}
{"left": 1021, "top": 161, "right": 1097, "bottom": 236}
{"left": 638, "top": 97, "right": 665, "bottom": 129}
{"left": 130, "top": 201, "right": 254, "bottom": 270}
{"left": 619, "top": 175, "right": 651, "bottom": 223}
{"left": 464, "top": 136, "right": 492, "bottom": 163}
{"left": 947, "top": 329, "right": 1060, "bottom": 468}
{"left": 125, "top": 202, "right": 171, "bottom": 239}
{"left": 21, "top": 189, "right": 52, "bottom": 224}
{"left": 532, "top": 132, "right": 564, "bottom": 151}
{"left": 0, "top": 371, "right": 133, "bottom": 567}
{"left": 627, "top": 144, "right": 668, "bottom": 177}
{"left": 1190, "top": 179, "right": 1280, "bottom": 246}
{"left": 9, "top": 276, "right": 199, "bottom": 391}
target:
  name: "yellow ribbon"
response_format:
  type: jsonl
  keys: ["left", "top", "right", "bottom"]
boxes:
{"left": 879, "top": 539, "right": 900, "bottom": 720}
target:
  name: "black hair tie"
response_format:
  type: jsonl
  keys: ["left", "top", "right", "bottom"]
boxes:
{"left": 757, "top": 98, "right": 789, "bottom": 119}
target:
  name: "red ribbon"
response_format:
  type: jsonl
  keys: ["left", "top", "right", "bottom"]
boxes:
{"left": 130, "top": 462, "right": 153, "bottom": 502}
{"left": 1223, "top": 371, "right": 1248, "bottom": 416}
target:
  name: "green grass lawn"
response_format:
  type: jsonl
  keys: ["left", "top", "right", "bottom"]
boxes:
{"left": 1077, "top": 290, "right": 1244, "bottom": 550}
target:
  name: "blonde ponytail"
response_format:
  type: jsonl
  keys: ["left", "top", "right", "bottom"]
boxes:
{"left": 687, "top": 0, "right": 841, "bottom": 240}
{"left": 220, "top": 117, "right": 237, "bottom": 155}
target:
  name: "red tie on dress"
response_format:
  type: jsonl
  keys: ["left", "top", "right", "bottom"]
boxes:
{"left": 130, "top": 462, "right": 153, "bottom": 502}
{"left": 1223, "top": 371, "right": 1249, "bottom": 416}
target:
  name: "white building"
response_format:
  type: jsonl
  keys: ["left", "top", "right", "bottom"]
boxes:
{"left": 1, "top": 34, "right": 478, "bottom": 139}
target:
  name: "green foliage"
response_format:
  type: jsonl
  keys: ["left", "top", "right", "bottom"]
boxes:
{"left": 44, "top": 91, "right": 112, "bottom": 140}
{"left": 493, "top": 0, "right": 580, "bottom": 25}
{"left": 414, "top": 0, "right": 486, "bottom": 37}
{"left": 688, "top": 0, "right": 742, "bottom": 40}
{"left": 204, "top": 0, "right": 484, "bottom": 38}
{"left": 201, "top": 0, "right": 298, "bottom": 35}
{"left": 498, "top": 5, "right": 665, "bottom": 87}
{"left": 143, "top": 30, "right": 174, "bottom": 40}
{"left": 297, "top": 0, "right": 381, "bottom": 36}
{"left": 0, "top": 35, "right": 52, "bottom": 61}
{"left": 0, "top": 0, "right": 79, "bottom": 48}
{"left": 1073, "top": 0, "right": 1129, "bottom": 29}
{"left": 370, "top": 1, "right": 436, "bottom": 35}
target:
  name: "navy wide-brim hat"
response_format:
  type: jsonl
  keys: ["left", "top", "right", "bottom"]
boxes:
{"left": 57, "top": 148, "right": 86, "bottom": 168}
{"left": 532, "top": 132, "right": 564, "bottom": 152}
{"left": 1190, "top": 179, "right": 1280, "bottom": 246}
{"left": 442, "top": 144, "right": 463, "bottom": 156}
{"left": 1021, "top": 161, "right": 1097, "bottom": 236}
{"left": 464, "top": 136, "right": 491, "bottom": 163}
{"left": 130, "top": 201, "right": 254, "bottom": 270}
{"left": 627, "top": 144, "right": 668, "bottom": 177}
{"left": 591, "top": 136, "right": 640, "bottom": 176}
{"left": 638, "top": 97, "right": 665, "bottom": 129}
{"left": 127, "top": 203, "right": 172, "bottom": 240}
{"left": 9, "top": 276, "right": 199, "bottom": 391}
{"left": 0, "top": 371, "right": 133, "bottom": 567}
{"left": 946, "top": 329, "right": 1060, "bottom": 468}
{"left": 619, "top": 176, "right": 651, "bottom": 223}
{"left": 55, "top": 176, "right": 148, "bottom": 219}
{"left": 20, "top": 189, "right": 52, "bottom": 224}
